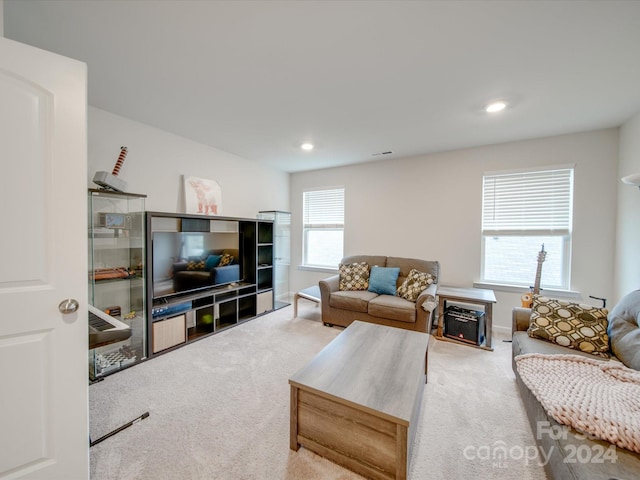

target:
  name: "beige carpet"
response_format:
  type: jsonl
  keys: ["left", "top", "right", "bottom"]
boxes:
{"left": 90, "top": 300, "right": 548, "bottom": 480}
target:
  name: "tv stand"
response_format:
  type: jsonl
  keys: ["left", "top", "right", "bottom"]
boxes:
{"left": 145, "top": 212, "right": 275, "bottom": 356}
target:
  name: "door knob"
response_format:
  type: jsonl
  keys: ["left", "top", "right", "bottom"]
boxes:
{"left": 58, "top": 299, "right": 79, "bottom": 314}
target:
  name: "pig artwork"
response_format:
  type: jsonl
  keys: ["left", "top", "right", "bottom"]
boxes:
{"left": 184, "top": 176, "right": 222, "bottom": 215}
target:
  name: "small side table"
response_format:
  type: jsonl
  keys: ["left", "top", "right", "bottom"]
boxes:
{"left": 293, "top": 285, "right": 321, "bottom": 317}
{"left": 436, "top": 286, "right": 496, "bottom": 351}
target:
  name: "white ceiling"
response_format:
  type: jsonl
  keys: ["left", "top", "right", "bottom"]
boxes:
{"left": 5, "top": 0, "right": 640, "bottom": 173}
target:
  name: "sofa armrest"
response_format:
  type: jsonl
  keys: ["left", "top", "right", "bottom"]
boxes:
{"left": 416, "top": 283, "right": 438, "bottom": 334}
{"left": 172, "top": 261, "right": 189, "bottom": 273}
{"left": 319, "top": 275, "right": 339, "bottom": 296}
{"left": 319, "top": 274, "right": 339, "bottom": 309}
{"left": 416, "top": 283, "right": 438, "bottom": 312}
{"left": 512, "top": 307, "right": 532, "bottom": 333}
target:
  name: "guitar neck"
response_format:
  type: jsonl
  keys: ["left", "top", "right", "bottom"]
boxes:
{"left": 532, "top": 263, "right": 543, "bottom": 294}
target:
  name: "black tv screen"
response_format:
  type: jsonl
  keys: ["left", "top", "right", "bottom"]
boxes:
{"left": 152, "top": 230, "right": 242, "bottom": 299}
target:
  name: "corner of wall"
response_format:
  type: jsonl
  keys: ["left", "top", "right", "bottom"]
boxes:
{"left": 614, "top": 111, "right": 640, "bottom": 301}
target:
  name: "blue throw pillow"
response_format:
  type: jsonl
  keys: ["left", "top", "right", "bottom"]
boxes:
{"left": 368, "top": 266, "right": 400, "bottom": 295}
{"left": 204, "top": 254, "right": 222, "bottom": 271}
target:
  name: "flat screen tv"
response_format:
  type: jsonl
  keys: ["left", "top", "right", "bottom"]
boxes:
{"left": 152, "top": 229, "right": 243, "bottom": 300}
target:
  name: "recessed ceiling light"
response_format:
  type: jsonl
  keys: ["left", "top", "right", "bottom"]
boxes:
{"left": 301, "top": 143, "right": 314, "bottom": 151}
{"left": 485, "top": 101, "right": 507, "bottom": 113}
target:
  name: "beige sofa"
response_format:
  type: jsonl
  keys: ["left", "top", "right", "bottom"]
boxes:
{"left": 319, "top": 255, "right": 440, "bottom": 333}
{"left": 512, "top": 289, "right": 640, "bottom": 480}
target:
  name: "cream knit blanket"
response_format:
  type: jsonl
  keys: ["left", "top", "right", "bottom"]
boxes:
{"left": 515, "top": 353, "right": 640, "bottom": 453}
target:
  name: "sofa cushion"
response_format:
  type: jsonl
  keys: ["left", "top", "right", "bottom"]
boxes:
{"left": 341, "top": 255, "right": 387, "bottom": 268}
{"left": 397, "top": 268, "right": 435, "bottom": 302}
{"left": 339, "top": 262, "right": 370, "bottom": 291}
{"left": 513, "top": 331, "right": 608, "bottom": 361}
{"left": 369, "top": 295, "right": 416, "bottom": 323}
{"left": 368, "top": 266, "right": 400, "bottom": 295}
{"left": 330, "top": 290, "right": 378, "bottom": 313}
{"left": 527, "top": 295, "right": 610, "bottom": 357}
{"left": 607, "top": 289, "right": 640, "bottom": 370}
{"left": 387, "top": 256, "right": 439, "bottom": 284}
{"left": 213, "top": 264, "right": 240, "bottom": 285}
{"left": 173, "top": 270, "right": 210, "bottom": 290}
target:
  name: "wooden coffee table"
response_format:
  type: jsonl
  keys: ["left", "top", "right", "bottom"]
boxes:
{"left": 289, "top": 321, "right": 429, "bottom": 480}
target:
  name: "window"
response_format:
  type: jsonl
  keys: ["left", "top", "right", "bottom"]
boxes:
{"left": 302, "top": 188, "right": 344, "bottom": 268}
{"left": 481, "top": 167, "right": 573, "bottom": 289}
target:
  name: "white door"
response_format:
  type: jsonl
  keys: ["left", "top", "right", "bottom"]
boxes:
{"left": 0, "top": 38, "right": 88, "bottom": 479}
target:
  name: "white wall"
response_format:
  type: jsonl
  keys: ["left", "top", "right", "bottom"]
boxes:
{"left": 88, "top": 107, "right": 289, "bottom": 218}
{"left": 1, "top": 0, "right": 4, "bottom": 37}
{"left": 85, "top": 106, "right": 625, "bottom": 331}
{"left": 615, "top": 111, "right": 640, "bottom": 300}
{"left": 291, "top": 128, "right": 619, "bottom": 331}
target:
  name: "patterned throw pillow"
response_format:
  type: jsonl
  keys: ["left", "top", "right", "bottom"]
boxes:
{"left": 339, "top": 262, "right": 370, "bottom": 291}
{"left": 397, "top": 268, "right": 435, "bottom": 302}
{"left": 186, "top": 259, "right": 205, "bottom": 270}
{"left": 218, "top": 253, "right": 234, "bottom": 266}
{"left": 527, "top": 295, "right": 610, "bottom": 357}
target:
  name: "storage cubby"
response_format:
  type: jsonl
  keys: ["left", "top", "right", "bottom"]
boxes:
{"left": 257, "top": 291, "right": 273, "bottom": 315}
{"left": 240, "top": 220, "right": 257, "bottom": 285}
{"left": 238, "top": 295, "right": 257, "bottom": 321}
{"left": 216, "top": 290, "right": 238, "bottom": 303}
{"left": 193, "top": 296, "right": 214, "bottom": 309}
{"left": 258, "top": 244, "right": 273, "bottom": 267}
{"left": 239, "top": 285, "right": 257, "bottom": 296}
{"left": 216, "top": 300, "right": 237, "bottom": 330}
{"left": 258, "top": 221, "right": 273, "bottom": 244}
{"left": 146, "top": 212, "right": 275, "bottom": 357}
{"left": 192, "top": 306, "right": 215, "bottom": 339}
{"left": 152, "top": 314, "right": 186, "bottom": 354}
{"left": 258, "top": 268, "right": 273, "bottom": 290}
{"left": 257, "top": 220, "right": 274, "bottom": 297}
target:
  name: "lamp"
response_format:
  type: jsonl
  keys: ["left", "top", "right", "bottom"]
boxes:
{"left": 622, "top": 172, "right": 640, "bottom": 189}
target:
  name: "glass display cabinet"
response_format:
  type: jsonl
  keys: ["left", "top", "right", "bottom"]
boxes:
{"left": 88, "top": 189, "right": 147, "bottom": 380}
{"left": 258, "top": 211, "right": 291, "bottom": 309}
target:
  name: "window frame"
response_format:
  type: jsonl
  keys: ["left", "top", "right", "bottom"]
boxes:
{"left": 480, "top": 166, "right": 574, "bottom": 290}
{"left": 301, "top": 187, "right": 345, "bottom": 270}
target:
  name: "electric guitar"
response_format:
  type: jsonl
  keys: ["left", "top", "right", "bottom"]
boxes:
{"left": 521, "top": 245, "right": 546, "bottom": 308}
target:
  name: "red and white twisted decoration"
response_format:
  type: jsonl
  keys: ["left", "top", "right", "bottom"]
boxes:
{"left": 112, "top": 146, "right": 128, "bottom": 176}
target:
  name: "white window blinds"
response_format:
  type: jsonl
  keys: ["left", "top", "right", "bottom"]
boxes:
{"left": 303, "top": 188, "right": 344, "bottom": 227}
{"left": 302, "top": 188, "right": 344, "bottom": 268}
{"left": 482, "top": 168, "right": 573, "bottom": 236}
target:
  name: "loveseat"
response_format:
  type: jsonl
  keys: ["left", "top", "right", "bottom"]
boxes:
{"left": 319, "top": 255, "right": 440, "bottom": 333}
{"left": 512, "top": 290, "right": 640, "bottom": 480}
{"left": 172, "top": 249, "right": 240, "bottom": 291}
